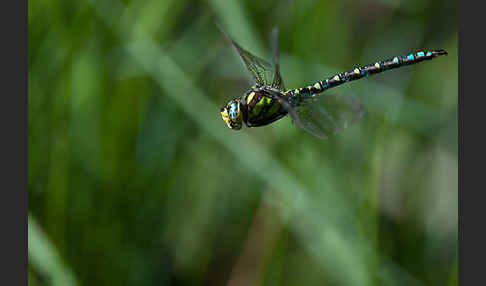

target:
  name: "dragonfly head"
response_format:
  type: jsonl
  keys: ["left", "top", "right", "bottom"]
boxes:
{"left": 220, "top": 100, "right": 243, "bottom": 130}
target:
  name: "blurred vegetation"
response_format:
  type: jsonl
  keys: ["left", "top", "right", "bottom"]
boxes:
{"left": 28, "top": 0, "right": 457, "bottom": 285}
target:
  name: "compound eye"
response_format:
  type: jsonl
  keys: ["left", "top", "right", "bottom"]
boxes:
{"left": 229, "top": 102, "right": 238, "bottom": 118}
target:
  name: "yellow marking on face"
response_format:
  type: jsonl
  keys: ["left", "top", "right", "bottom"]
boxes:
{"left": 314, "top": 83, "right": 321, "bottom": 89}
{"left": 221, "top": 109, "right": 231, "bottom": 127}
{"left": 294, "top": 89, "right": 300, "bottom": 94}
{"left": 333, "top": 75, "right": 340, "bottom": 81}
{"left": 354, "top": 68, "right": 360, "bottom": 74}
{"left": 374, "top": 63, "right": 380, "bottom": 68}
{"left": 247, "top": 92, "right": 256, "bottom": 104}
{"left": 221, "top": 109, "right": 228, "bottom": 118}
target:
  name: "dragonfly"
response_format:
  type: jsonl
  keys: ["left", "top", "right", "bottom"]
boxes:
{"left": 218, "top": 25, "right": 447, "bottom": 139}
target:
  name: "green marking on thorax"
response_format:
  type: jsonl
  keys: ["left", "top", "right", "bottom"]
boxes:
{"left": 264, "top": 96, "right": 272, "bottom": 105}
{"left": 267, "top": 100, "right": 280, "bottom": 115}
{"left": 251, "top": 96, "right": 271, "bottom": 116}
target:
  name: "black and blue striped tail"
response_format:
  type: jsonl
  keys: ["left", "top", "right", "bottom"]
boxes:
{"left": 287, "top": 50, "right": 447, "bottom": 97}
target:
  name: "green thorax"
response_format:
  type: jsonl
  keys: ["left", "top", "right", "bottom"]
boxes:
{"left": 243, "top": 89, "right": 287, "bottom": 127}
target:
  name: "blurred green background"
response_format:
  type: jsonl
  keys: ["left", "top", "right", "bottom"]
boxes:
{"left": 28, "top": 0, "right": 457, "bottom": 285}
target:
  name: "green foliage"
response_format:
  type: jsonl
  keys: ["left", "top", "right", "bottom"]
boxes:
{"left": 29, "top": 0, "right": 457, "bottom": 285}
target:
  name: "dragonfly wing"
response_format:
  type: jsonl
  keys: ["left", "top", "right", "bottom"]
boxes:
{"left": 292, "top": 94, "right": 365, "bottom": 139}
{"left": 217, "top": 23, "right": 275, "bottom": 86}
{"left": 270, "top": 27, "right": 286, "bottom": 91}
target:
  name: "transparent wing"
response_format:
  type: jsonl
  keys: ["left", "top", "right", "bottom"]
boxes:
{"left": 217, "top": 24, "right": 283, "bottom": 89}
{"left": 270, "top": 28, "right": 285, "bottom": 91}
{"left": 262, "top": 89, "right": 364, "bottom": 139}
{"left": 291, "top": 94, "right": 365, "bottom": 139}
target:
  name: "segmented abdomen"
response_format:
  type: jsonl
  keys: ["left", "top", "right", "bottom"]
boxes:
{"left": 286, "top": 50, "right": 448, "bottom": 98}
